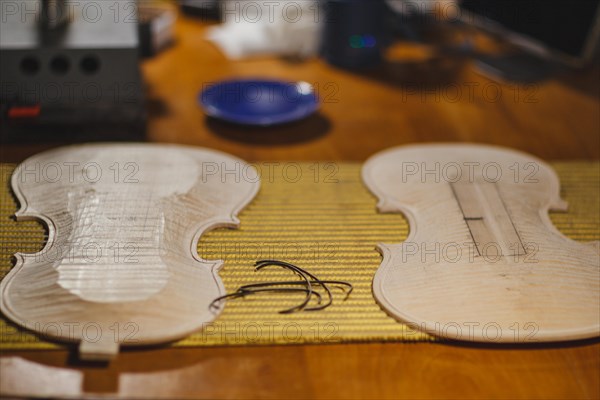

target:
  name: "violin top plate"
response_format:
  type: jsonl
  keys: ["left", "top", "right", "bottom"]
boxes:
{"left": 0, "top": 143, "right": 260, "bottom": 359}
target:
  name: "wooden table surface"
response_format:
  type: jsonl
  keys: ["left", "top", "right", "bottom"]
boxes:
{"left": 1, "top": 15, "right": 599, "bottom": 399}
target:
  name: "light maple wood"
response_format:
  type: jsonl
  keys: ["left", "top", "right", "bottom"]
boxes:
{"left": 0, "top": 143, "right": 260, "bottom": 360}
{"left": 363, "top": 143, "right": 600, "bottom": 342}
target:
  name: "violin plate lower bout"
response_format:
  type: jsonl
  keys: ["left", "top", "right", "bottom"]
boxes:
{"left": 0, "top": 144, "right": 260, "bottom": 359}
{"left": 363, "top": 144, "right": 600, "bottom": 342}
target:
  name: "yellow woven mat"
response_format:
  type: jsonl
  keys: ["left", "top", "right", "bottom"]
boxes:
{"left": 0, "top": 162, "right": 598, "bottom": 350}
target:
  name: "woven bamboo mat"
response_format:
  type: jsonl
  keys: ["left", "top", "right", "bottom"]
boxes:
{"left": 0, "top": 162, "right": 598, "bottom": 350}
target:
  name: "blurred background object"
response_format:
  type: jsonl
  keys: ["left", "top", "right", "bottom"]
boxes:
{"left": 1, "top": 0, "right": 598, "bottom": 146}
{"left": 0, "top": 0, "right": 146, "bottom": 140}
{"left": 199, "top": 79, "right": 320, "bottom": 126}
{"left": 179, "top": 0, "right": 220, "bottom": 20}
{"left": 138, "top": 1, "right": 177, "bottom": 58}
{"left": 205, "top": 0, "right": 322, "bottom": 60}
{"left": 322, "top": 0, "right": 387, "bottom": 70}
{"left": 461, "top": 0, "right": 600, "bottom": 81}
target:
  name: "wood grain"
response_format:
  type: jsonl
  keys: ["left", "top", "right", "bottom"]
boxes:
{"left": 363, "top": 144, "right": 599, "bottom": 342}
{"left": 2, "top": 341, "right": 599, "bottom": 399}
{"left": 1, "top": 14, "right": 599, "bottom": 399}
{"left": 1, "top": 144, "right": 260, "bottom": 360}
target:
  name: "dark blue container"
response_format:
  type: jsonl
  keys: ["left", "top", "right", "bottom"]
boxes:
{"left": 322, "top": 0, "right": 386, "bottom": 70}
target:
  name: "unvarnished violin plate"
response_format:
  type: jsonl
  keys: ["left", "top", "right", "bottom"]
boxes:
{"left": 363, "top": 144, "right": 600, "bottom": 342}
{"left": 0, "top": 144, "right": 260, "bottom": 359}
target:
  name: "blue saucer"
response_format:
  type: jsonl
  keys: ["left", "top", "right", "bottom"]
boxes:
{"left": 199, "top": 79, "right": 320, "bottom": 126}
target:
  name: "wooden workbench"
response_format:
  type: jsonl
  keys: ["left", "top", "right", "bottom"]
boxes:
{"left": 1, "top": 16, "right": 598, "bottom": 399}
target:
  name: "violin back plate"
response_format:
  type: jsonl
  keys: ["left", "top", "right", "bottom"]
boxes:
{"left": 363, "top": 144, "right": 599, "bottom": 342}
{"left": 0, "top": 144, "right": 260, "bottom": 359}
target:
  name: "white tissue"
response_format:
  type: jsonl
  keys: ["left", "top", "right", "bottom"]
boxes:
{"left": 206, "top": 0, "right": 322, "bottom": 59}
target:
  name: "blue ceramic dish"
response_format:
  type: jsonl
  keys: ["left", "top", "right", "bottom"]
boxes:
{"left": 199, "top": 79, "right": 320, "bottom": 126}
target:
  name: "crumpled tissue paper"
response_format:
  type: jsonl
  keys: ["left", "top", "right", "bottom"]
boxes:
{"left": 206, "top": 0, "right": 322, "bottom": 59}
